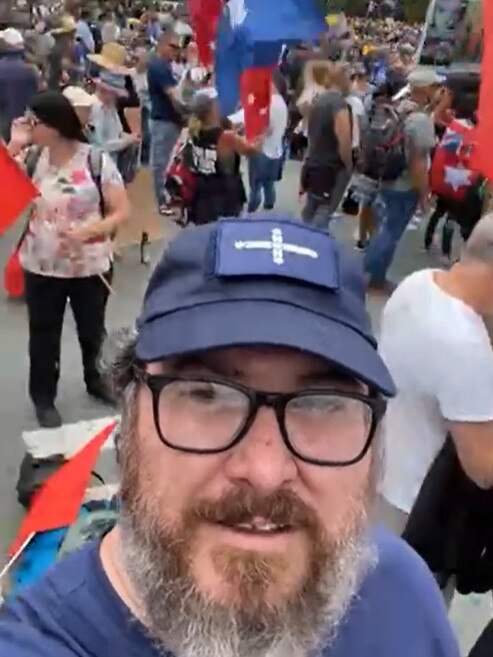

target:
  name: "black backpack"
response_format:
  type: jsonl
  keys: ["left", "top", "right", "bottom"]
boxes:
{"left": 358, "top": 100, "right": 407, "bottom": 182}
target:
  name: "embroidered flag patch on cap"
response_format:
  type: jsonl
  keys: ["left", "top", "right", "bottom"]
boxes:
{"left": 214, "top": 219, "right": 340, "bottom": 290}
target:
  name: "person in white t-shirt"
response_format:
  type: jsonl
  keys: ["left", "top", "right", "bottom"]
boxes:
{"left": 246, "top": 80, "right": 288, "bottom": 212}
{"left": 378, "top": 213, "right": 493, "bottom": 537}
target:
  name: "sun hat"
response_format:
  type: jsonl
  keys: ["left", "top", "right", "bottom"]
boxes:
{"left": 88, "top": 42, "right": 132, "bottom": 75}
{"left": 51, "top": 15, "right": 77, "bottom": 35}
{"left": 136, "top": 217, "right": 396, "bottom": 397}
{"left": 0, "top": 27, "right": 24, "bottom": 49}
{"left": 94, "top": 70, "right": 128, "bottom": 97}
{"left": 62, "top": 86, "right": 97, "bottom": 108}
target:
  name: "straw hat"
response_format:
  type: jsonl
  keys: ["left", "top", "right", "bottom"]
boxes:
{"left": 88, "top": 42, "right": 132, "bottom": 75}
{"left": 51, "top": 15, "right": 77, "bottom": 35}
{"left": 63, "top": 86, "right": 98, "bottom": 108}
{"left": 0, "top": 27, "right": 24, "bottom": 49}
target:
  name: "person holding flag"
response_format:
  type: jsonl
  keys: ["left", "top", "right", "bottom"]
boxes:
{"left": 10, "top": 91, "right": 129, "bottom": 428}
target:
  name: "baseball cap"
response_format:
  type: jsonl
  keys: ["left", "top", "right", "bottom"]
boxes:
{"left": 136, "top": 218, "right": 396, "bottom": 397}
{"left": 0, "top": 28, "right": 24, "bottom": 49}
{"left": 408, "top": 67, "right": 445, "bottom": 88}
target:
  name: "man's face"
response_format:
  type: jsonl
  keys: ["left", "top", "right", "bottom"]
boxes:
{"left": 160, "top": 36, "right": 180, "bottom": 60}
{"left": 118, "top": 346, "right": 377, "bottom": 657}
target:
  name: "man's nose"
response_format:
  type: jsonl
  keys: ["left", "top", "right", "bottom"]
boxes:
{"left": 223, "top": 407, "right": 298, "bottom": 494}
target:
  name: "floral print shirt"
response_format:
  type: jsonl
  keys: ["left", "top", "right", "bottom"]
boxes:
{"left": 20, "top": 144, "right": 123, "bottom": 279}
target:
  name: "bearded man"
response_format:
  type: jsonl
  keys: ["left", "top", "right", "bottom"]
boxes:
{"left": 0, "top": 218, "right": 459, "bottom": 657}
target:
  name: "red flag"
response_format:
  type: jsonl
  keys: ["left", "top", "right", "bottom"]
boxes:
{"left": 189, "top": 0, "right": 222, "bottom": 67}
{"left": 0, "top": 142, "right": 38, "bottom": 236}
{"left": 9, "top": 421, "right": 117, "bottom": 556}
{"left": 240, "top": 67, "right": 273, "bottom": 141}
{"left": 3, "top": 248, "right": 25, "bottom": 298}
{"left": 475, "top": 1, "right": 493, "bottom": 181}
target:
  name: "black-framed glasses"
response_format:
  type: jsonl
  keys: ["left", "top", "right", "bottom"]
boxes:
{"left": 139, "top": 373, "right": 387, "bottom": 467}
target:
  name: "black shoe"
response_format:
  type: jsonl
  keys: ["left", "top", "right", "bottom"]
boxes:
{"left": 86, "top": 379, "right": 116, "bottom": 407}
{"left": 35, "top": 404, "right": 62, "bottom": 429}
{"left": 140, "top": 232, "right": 150, "bottom": 265}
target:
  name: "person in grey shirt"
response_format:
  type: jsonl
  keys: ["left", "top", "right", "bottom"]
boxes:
{"left": 364, "top": 68, "right": 439, "bottom": 295}
{"left": 301, "top": 61, "right": 353, "bottom": 230}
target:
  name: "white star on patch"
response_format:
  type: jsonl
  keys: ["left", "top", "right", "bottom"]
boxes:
{"left": 444, "top": 166, "right": 472, "bottom": 192}
{"left": 247, "top": 94, "right": 255, "bottom": 105}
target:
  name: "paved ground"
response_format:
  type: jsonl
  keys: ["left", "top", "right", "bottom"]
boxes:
{"left": 0, "top": 161, "right": 490, "bottom": 652}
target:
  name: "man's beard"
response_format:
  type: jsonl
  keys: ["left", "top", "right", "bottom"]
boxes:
{"left": 117, "top": 437, "right": 377, "bottom": 657}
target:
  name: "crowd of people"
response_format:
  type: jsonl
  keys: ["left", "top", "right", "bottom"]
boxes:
{"left": 0, "top": 1, "right": 493, "bottom": 656}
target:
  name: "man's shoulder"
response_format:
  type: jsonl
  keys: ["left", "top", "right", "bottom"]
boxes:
{"left": 405, "top": 109, "right": 434, "bottom": 129}
{"left": 383, "top": 269, "right": 433, "bottom": 313}
{"left": 336, "top": 528, "right": 459, "bottom": 656}
{"left": 0, "top": 58, "right": 36, "bottom": 80}
{"left": 404, "top": 109, "right": 435, "bottom": 148}
{"left": 0, "top": 544, "right": 100, "bottom": 657}
{"left": 370, "top": 526, "right": 439, "bottom": 590}
{"left": 148, "top": 56, "right": 170, "bottom": 75}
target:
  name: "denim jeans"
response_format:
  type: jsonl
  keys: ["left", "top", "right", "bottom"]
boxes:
{"left": 364, "top": 188, "right": 419, "bottom": 285}
{"left": 150, "top": 119, "right": 180, "bottom": 208}
{"left": 247, "top": 153, "right": 280, "bottom": 212}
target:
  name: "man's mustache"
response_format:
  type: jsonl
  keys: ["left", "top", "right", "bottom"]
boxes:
{"left": 188, "top": 488, "right": 318, "bottom": 531}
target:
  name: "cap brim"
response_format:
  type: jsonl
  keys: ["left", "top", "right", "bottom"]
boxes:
{"left": 136, "top": 301, "right": 396, "bottom": 396}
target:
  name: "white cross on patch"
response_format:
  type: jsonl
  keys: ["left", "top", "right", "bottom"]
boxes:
{"left": 234, "top": 228, "right": 319, "bottom": 265}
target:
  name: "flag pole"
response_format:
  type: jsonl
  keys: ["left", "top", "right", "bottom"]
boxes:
{"left": 98, "top": 273, "right": 115, "bottom": 295}
{"left": 0, "top": 532, "right": 36, "bottom": 582}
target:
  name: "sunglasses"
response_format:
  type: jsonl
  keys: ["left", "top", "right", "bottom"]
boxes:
{"left": 23, "top": 114, "right": 43, "bottom": 128}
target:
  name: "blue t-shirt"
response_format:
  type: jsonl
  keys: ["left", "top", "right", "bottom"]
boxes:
{"left": 147, "top": 56, "right": 181, "bottom": 124}
{"left": 0, "top": 528, "right": 460, "bottom": 657}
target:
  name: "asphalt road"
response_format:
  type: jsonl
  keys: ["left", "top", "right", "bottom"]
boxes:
{"left": 0, "top": 161, "right": 490, "bottom": 652}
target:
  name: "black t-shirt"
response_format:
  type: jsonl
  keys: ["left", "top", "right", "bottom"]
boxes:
{"left": 305, "top": 89, "right": 348, "bottom": 170}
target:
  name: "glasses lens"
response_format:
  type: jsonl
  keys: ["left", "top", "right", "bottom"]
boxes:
{"left": 285, "top": 394, "right": 373, "bottom": 464}
{"left": 158, "top": 380, "right": 250, "bottom": 451}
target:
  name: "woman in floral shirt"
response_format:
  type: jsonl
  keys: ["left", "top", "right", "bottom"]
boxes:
{"left": 10, "top": 91, "right": 129, "bottom": 428}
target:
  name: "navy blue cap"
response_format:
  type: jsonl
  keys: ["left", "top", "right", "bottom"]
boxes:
{"left": 136, "top": 218, "right": 396, "bottom": 396}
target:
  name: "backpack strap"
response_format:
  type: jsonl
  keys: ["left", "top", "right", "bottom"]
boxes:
{"left": 24, "top": 146, "right": 43, "bottom": 179}
{"left": 14, "top": 146, "right": 43, "bottom": 251}
{"left": 87, "top": 147, "right": 105, "bottom": 217}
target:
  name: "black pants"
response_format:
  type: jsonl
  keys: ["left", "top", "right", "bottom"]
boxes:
{"left": 25, "top": 271, "right": 110, "bottom": 406}
{"left": 424, "top": 196, "right": 455, "bottom": 256}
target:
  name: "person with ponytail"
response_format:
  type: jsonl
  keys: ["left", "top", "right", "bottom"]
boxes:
{"left": 186, "top": 90, "right": 259, "bottom": 225}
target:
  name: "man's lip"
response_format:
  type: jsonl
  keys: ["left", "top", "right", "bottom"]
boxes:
{"left": 207, "top": 520, "right": 297, "bottom": 535}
